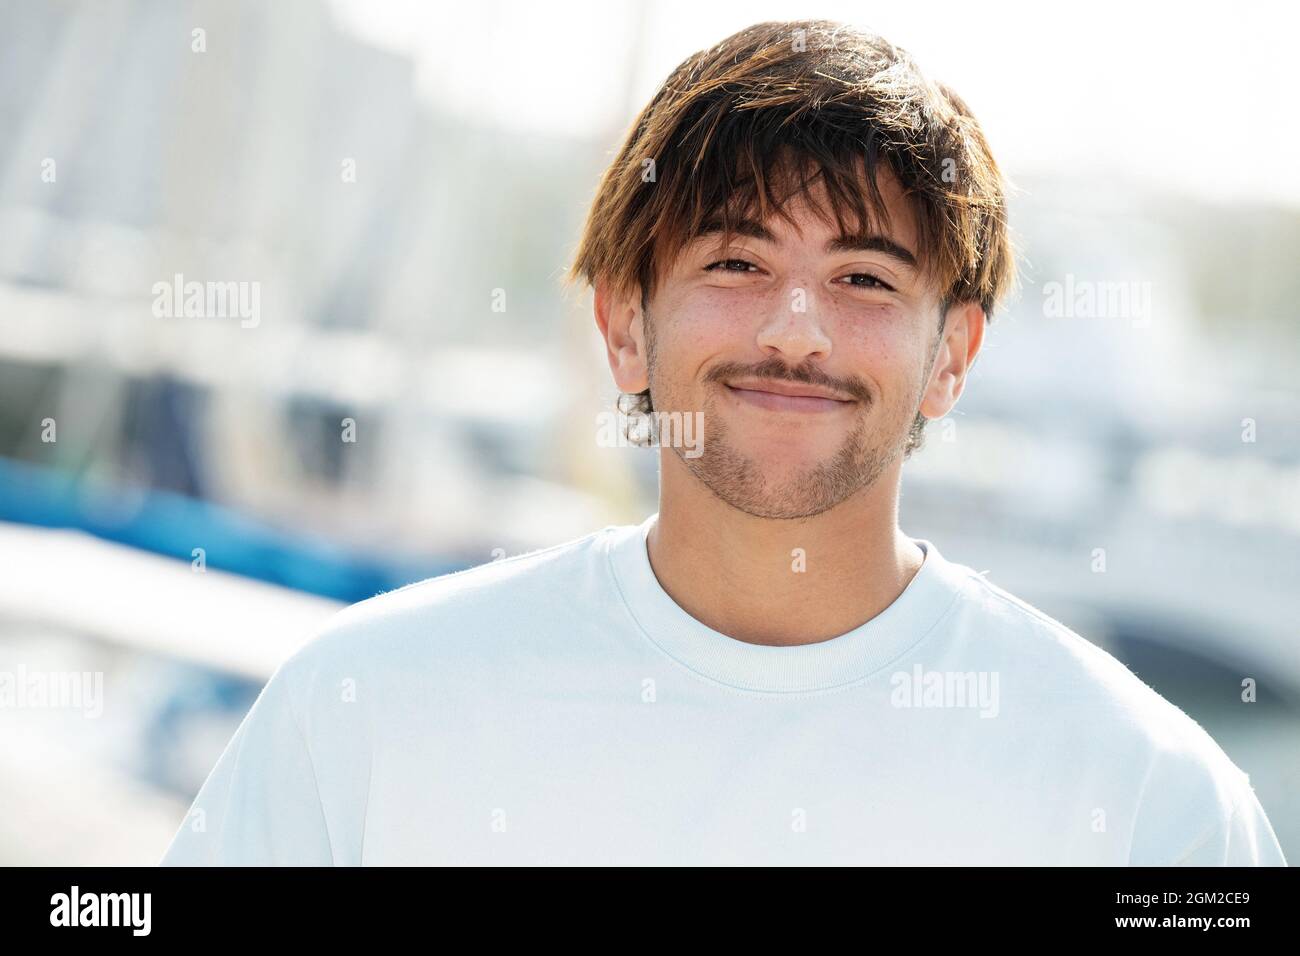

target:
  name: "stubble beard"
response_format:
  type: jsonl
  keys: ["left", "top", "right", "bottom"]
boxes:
{"left": 673, "top": 388, "right": 907, "bottom": 520}
{"left": 643, "top": 302, "right": 932, "bottom": 521}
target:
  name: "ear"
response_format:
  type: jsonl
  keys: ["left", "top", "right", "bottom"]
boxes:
{"left": 593, "top": 279, "right": 650, "bottom": 395}
{"left": 919, "top": 300, "right": 985, "bottom": 419}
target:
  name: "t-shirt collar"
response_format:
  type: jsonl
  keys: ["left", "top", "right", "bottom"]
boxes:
{"left": 606, "top": 512, "right": 970, "bottom": 694}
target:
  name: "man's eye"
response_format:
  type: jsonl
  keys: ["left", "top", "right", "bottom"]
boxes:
{"left": 703, "top": 259, "right": 757, "bottom": 273}
{"left": 841, "top": 272, "right": 895, "bottom": 292}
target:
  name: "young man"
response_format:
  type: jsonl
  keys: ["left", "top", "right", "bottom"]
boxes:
{"left": 161, "top": 20, "right": 1286, "bottom": 866}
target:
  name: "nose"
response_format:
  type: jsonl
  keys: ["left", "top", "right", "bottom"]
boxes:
{"left": 755, "top": 281, "right": 832, "bottom": 363}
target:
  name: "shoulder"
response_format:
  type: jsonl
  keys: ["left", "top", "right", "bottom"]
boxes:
{"left": 951, "top": 564, "right": 1211, "bottom": 732}
{"left": 947, "top": 559, "right": 1261, "bottom": 859}
{"left": 273, "top": 524, "right": 618, "bottom": 688}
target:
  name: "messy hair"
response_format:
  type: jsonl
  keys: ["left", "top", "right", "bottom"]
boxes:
{"left": 566, "top": 19, "right": 1016, "bottom": 456}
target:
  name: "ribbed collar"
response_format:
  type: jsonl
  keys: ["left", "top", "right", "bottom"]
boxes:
{"left": 605, "top": 512, "right": 971, "bottom": 694}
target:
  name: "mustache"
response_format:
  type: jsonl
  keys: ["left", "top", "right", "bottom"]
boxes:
{"left": 704, "top": 357, "right": 871, "bottom": 404}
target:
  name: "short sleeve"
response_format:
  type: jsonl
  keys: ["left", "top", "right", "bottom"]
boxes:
{"left": 1174, "top": 784, "right": 1289, "bottom": 866}
{"left": 159, "top": 662, "right": 335, "bottom": 866}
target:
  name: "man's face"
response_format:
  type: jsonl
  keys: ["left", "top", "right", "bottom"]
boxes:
{"left": 641, "top": 167, "right": 948, "bottom": 519}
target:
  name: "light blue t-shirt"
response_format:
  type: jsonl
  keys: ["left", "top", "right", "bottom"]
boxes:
{"left": 160, "top": 514, "right": 1288, "bottom": 865}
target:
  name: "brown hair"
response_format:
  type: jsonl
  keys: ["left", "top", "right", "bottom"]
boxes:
{"left": 566, "top": 19, "right": 1016, "bottom": 453}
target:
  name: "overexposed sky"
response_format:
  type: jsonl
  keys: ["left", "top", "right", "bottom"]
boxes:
{"left": 328, "top": 0, "right": 1300, "bottom": 208}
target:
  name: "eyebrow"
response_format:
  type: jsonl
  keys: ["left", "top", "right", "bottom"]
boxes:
{"left": 693, "top": 217, "right": 918, "bottom": 270}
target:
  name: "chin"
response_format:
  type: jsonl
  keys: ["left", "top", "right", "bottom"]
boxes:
{"left": 736, "top": 432, "right": 846, "bottom": 463}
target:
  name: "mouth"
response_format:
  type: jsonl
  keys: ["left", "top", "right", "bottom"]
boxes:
{"left": 723, "top": 379, "right": 857, "bottom": 414}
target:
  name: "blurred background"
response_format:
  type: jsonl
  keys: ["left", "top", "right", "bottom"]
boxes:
{"left": 0, "top": 0, "right": 1296, "bottom": 864}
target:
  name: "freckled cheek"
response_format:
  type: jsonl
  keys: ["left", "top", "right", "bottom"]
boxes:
{"left": 654, "top": 295, "right": 918, "bottom": 394}
{"left": 656, "top": 298, "right": 745, "bottom": 369}
{"left": 835, "top": 316, "right": 903, "bottom": 359}
{"left": 829, "top": 308, "right": 919, "bottom": 401}
{"left": 677, "top": 289, "right": 759, "bottom": 329}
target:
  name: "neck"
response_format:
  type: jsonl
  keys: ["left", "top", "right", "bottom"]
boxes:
{"left": 646, "top": 450, "right": 925, "bottom": 647}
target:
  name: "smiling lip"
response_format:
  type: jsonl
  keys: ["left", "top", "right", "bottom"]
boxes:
{"left": 724, "top": 379, "right": 857, "bottom": 413}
